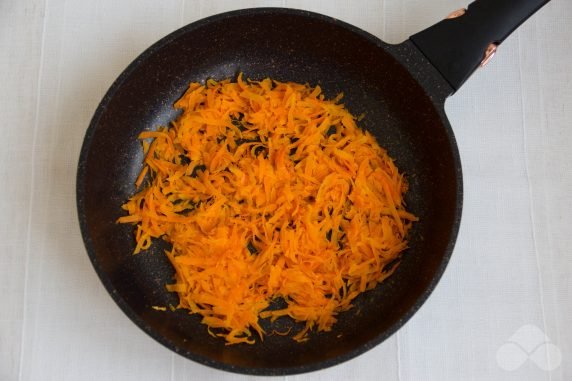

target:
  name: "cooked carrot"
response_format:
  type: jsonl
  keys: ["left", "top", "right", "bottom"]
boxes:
{"left": 119, "top": 74, "right": 417, "bottom": 344}
{"left": 134, "top": 165, "right": 149, "bottom": 188}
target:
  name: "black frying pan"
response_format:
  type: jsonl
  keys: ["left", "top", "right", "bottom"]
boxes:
{"left": 77, "top": 0, "right": 550, "bottom": 375}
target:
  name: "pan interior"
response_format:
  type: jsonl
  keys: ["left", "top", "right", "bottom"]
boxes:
{"left": 78, "top": 9, "right": 459, "bottom": 374}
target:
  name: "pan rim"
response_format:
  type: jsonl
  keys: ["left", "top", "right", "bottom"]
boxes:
{"left": 76, "top": 7, "right": 463, "bottom": 376}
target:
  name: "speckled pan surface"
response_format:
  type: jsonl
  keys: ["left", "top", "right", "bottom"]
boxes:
{"left": 77, "top": 8, "right": 462, "bottom": 375}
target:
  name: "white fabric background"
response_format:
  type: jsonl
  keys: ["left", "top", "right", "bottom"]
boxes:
{"left": 1, "top": 0, "right": 570, "bottom": 380}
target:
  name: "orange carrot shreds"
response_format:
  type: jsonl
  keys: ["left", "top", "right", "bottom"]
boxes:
{"left": 119, "top": 74, "right": 418, "bottom": 345}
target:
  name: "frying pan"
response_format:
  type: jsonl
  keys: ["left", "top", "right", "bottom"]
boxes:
{"left": 77, "top": 0, "right": 550, "bottom": 375}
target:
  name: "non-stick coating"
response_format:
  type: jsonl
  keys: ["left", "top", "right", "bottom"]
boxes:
{"left": 77, "top": 8, "right": 462, "bottom": 375}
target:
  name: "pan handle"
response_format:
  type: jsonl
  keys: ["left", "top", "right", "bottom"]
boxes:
{"left": 410, "top": 0, "right": 550, "bottom": 92}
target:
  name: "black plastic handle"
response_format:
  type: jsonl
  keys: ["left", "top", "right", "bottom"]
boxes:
{"left": 410, "top": 0, "right": 550, "bottom": 91}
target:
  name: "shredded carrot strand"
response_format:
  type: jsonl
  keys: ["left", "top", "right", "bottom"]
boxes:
{"left": 119, "top": 74, "right": 417, "bottom": 344}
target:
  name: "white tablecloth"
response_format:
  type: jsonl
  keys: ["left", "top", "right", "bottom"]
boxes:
{"left": 1, "top": 1, "right": 570, "bottom": 380}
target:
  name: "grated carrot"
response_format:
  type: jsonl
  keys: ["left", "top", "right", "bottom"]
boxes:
{"left": 119, "top": 74, "right": 417, "bottom": 344}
